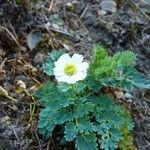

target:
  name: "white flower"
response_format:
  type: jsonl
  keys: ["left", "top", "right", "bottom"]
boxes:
{"left": 53, "top": 53, "right": 89, "bottom": 84}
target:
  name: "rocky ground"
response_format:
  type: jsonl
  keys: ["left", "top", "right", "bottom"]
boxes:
{"left": 0, "top": 0, "right": 150, "bottom": 150}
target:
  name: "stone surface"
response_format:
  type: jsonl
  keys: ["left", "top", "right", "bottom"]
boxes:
{"left": 100, "top": 0, "right": 117, "bottom": 13}
{"left": 141, "top": 0, "right": 150, "bottom": 5}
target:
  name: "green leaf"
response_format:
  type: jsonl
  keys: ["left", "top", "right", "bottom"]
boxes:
{"left": 86, "top": 76, "right": 103, "bottom": 92}
{"left": 35, "top": 82, "right": 74, "bottom": 110}
{"left": 49, "top": 50, "right": 65, "bottom": 61}
{"left": 42, "top": 60, "right": 54, "bottom": 76}
{"left": 57, "top": 82, "right": 71, "bottom": 92}
{"left": 89, "top": 45, "right": 137, "bottom": 81}
{"left": 92, "top": 45, "right": 108, "bottom": 63}
{"left": 100, "top": 66, "right": 150, "bottom": 90}
{"left": 113, "top": 51, "right": 136, "bottom": 66}
{"left": 91, "top": 96, "right": 134, "bottom": 150}
{"left": 123, "top": 67, "right": 150, "bottom": 89}
{"left": 75, "top": 133, "right": 98, "bottom": 150}
{"left": 77, "top": 117, "right": 96, "bottom": 133}
{"left": 89, "top": 45, "right": 109, "bottom": 78}
{"left": 55, "top": 101, "right": 95, "bottom": 124}
{"left": 65, "top": 117, "right": 96, "bottom": 141}
{"left": 118, "top": 134, "right": 134, "bottom": 150}
{"left": 99, "top": 129, "right": 122, "bottom": 150}
{"left": 65, "top": 122, "right": 77, "bottom": 141}
{"left": 93, "top": 96, "right": 132, "bottom": 128}
{"left": 38, "top": 107, "right": 56, "bottom": 138}
{"left": 35, "top": 82, "right": 56, "bottom": 101}
{"left": 89, "top": 46, "right": 115, "bottom": 79}
{"left": 43, "top": 50, "right": 65, "bottom": 76}
{"left": 75, "top": 82, "right": 87, "bottom": 94}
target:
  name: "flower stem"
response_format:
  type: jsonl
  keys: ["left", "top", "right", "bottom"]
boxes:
{"left": 71, "top": 84, "right": 80, "bottom": 127}
{"left": 71, "top": 84, "right": 77, "bottom": 98}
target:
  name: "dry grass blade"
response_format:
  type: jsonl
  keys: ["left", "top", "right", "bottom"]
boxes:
{"left": 48, "top": 0, "right": 54, "bottom": 12}
{"left": 0, "top": 26, "right": 22, "bottom": 48}
{"left": 130, "top": 0, "right": 150, "bottom": 20}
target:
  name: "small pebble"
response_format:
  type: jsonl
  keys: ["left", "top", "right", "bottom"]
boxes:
{"left": 100, "top": 0, "right": 117, "bottom": 13}
{"left": 124, "top": 93, "right": 134, "bottom": 99}
{"left": 115, "top": 91, "right": 123, "bottom": 99}
{"left": 65, "top": 2, "right": 74, "bottom": 12}
{"left": 52, "top": 23, "right": 60, "bottom": 29}
{"left": 98, "top": 10, "right": 107, "bottom": 15}
{"left": 0, "top": 47, "right": 6, "bottom": 57}
{"left": 127, "top": 99, "right": 133, "bottom": 103}
{"left": 33, "top": 52, "right": 47, "bottom": 65}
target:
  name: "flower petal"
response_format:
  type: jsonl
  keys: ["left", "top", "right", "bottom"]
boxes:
{"left": 53, "top": 63, "right": 64, "bottom": 73}
{"left": 55, "top": 75, "right": 66, "bottom": 82}
{"left": 65, "top": 76, "right": 78, "bottom": 84}
{"left": 55, "top": 53, "right": 71, "bottom": 66}
{"left": 56, "top": 75, "right": 76, "bottom": 84}
{"left": 72, "top": 54, "right": 83, "bottom": 65}
{"left": 53, "top": 53, "right": 89, "bottom": 84}
{"left": 73, "top": 72, "right": 87, "bottom": 81}
{"left": 78, "top": 62, "right": 89, "bottom": 72}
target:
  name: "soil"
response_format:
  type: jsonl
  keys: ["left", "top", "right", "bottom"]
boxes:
{"left": 0, "top": 0, "right": 150, "bottom": 150}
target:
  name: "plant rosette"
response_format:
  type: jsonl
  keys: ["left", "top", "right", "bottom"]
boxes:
{"left": 36, "top": 46, "right": 150, "bottom": 150}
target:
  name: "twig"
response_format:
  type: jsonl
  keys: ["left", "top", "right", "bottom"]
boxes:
{"left": 33, "top": 130, "right": 42, "bottom": 150}
{"left": 23, "top": 89, "right": 37, "bottom": 123}
{"left": 11, "top": 125, "right": 22, "bottom": 149}
{"left": 6, "top": 95, "right": 18, "bottom": 102}
{"left": 130, "top": 0, "right": 150, "bottom": 20}
{"left": 80, "top": 5, "right": 89, "bottom": 19}
{"left": 17, "top": 66, "right": 42, "bottom": 86}
{"left": 48, "top": 27, "right": 74, "bottom": 37}
{"left": 77, "top": 18, "right": 89, "bottom": 33}
{"left": 0, "top": 26, "right": 22, "bottom": 48}
{"left": 46, "top": 138, "right": 52, "bottom": 150}
{"left": 48, "top": 0, "right": 54, "bottom": 12}
{"left": 0, "top": 58, "right": 7, "bottom": 70}
{"left": 1, "top": 99, "right": 38, "bottom": 106}
{"left": 7, "top": 19, "right": 18, "bottom": 41}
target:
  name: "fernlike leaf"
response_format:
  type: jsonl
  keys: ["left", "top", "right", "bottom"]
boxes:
{"left": 123, "top": 67, "right": 150, "bottom": 89}
{"left": 91, "top": 96, "right": 134, "bottom": 150}
{"left": 89, "top": 45, "right": 137, "bottom": 81}
{"left": 64, "top": 117, "right": 96, "bottom": 141}
{"left": 75, "top": 133, "right": 98, "bottom": 150}
{"left": 42, "top": 50, "right": 65, "bottom": 76}
{"left": 113, "top": 51, "right": 136, "bottom": 66}
{"left": 101, "top": 66, "right": 150, "bottom": 90}
{"left": 57, "top": 82, "right": 71, "bottom": 92}
{"left": 55, "top": 101, "right": 94, "bottom": 124}
{"left": 38, "top": 107, "right": 56, "bottom": 138}
{"left": 65, "top": 122, "right": 78, "bottom": 141}
{"left": 99, "top": 128, "right": 122, "bottom": 150}
{"left": 77, "top": 117, "right": 96, "bottom": 133}
{"left": 35, "top": 82, "right": 74, "bottom": 110}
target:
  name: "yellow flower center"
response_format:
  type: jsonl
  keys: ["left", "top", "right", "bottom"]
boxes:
{"left": 64, "top": 63, "right": 77, "bottom": 76}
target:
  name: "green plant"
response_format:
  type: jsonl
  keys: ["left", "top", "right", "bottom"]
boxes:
{"left": 36, "top": 46, "right": 150, "bottom": 150}
{"left": 89, "top": 45, "right": 150, "bottom": 90}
